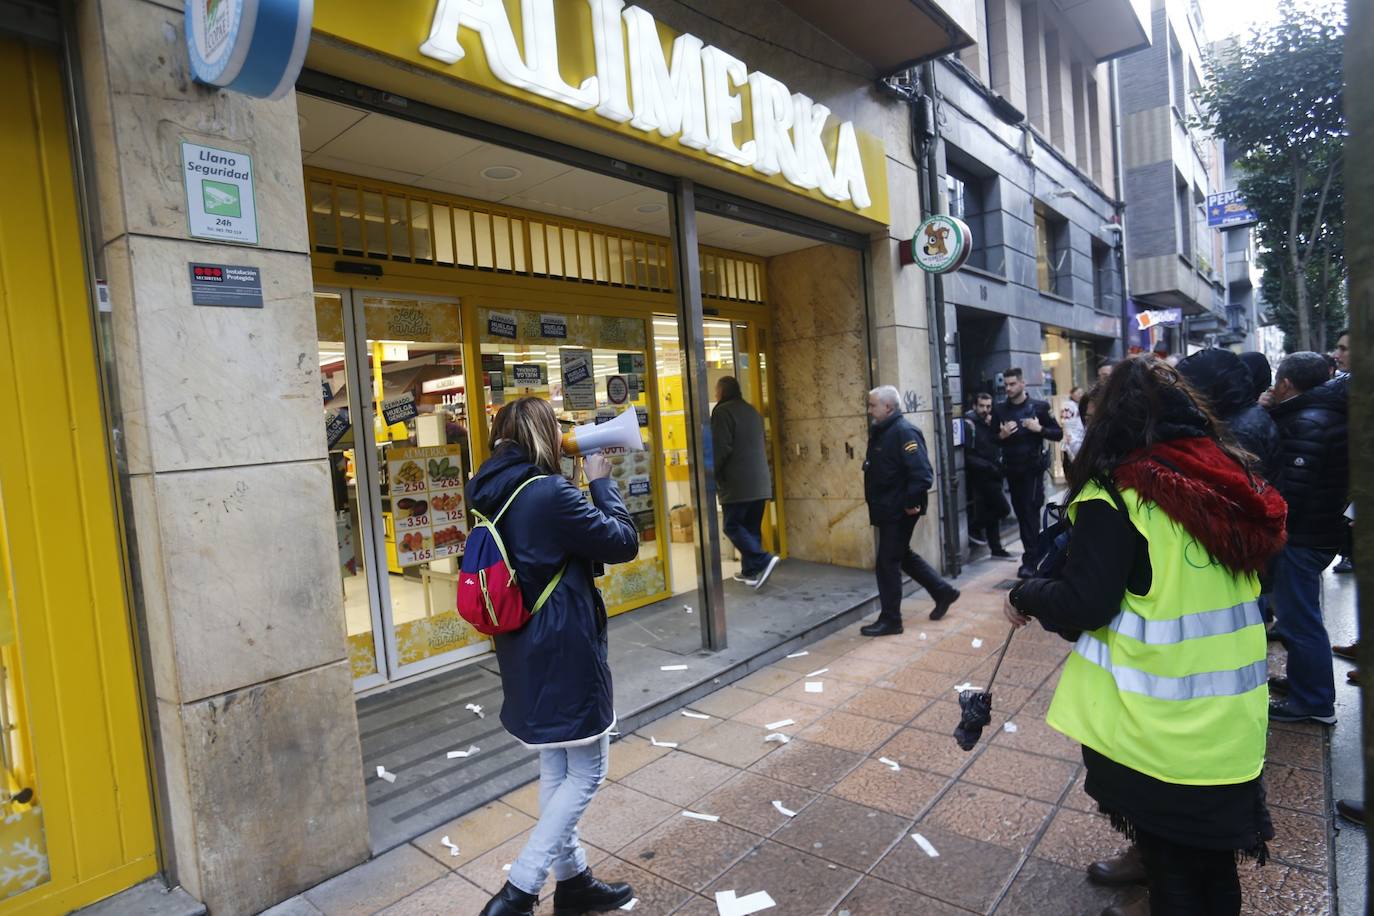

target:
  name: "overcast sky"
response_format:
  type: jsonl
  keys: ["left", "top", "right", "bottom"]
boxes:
{"left": 1203, "top": 0, "right": 1282, "bottom": 39}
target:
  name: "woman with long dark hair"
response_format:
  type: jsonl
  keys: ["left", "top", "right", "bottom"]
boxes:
{"left": 1003, "top": 357, "right": 1287, "bottom": 915}
{"left": 467, "top": 397, "right": 639, "bottom": 916}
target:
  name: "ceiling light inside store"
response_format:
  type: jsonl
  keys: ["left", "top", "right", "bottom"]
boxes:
{"left": 1040, "top": 352, "right": 1062, "bottom": 361}
{"left": 635, "top": 203, "right": 665, "bottom": 214}
{"left": 480, "top": 165, "right": 522, "bottom": 181}
{"left": 738, "top": 228, "right": 763, "bottom": 238}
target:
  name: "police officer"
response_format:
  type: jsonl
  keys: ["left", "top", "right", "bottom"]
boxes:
{"left": 861, "top": 385, "right": 960, "bottom": 636}
{"left": 992, "top": 367, "right": 1062, "bottom": 577}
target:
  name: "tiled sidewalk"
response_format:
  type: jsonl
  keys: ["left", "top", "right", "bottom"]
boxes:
{"left": 271, "top": 559, "right": 1335, "bottom": 916}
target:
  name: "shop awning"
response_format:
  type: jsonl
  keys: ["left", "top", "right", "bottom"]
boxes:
{"left": 776, "top": 0, "right": 977, "bottom": 76}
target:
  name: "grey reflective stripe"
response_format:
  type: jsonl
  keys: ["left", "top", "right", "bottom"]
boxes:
{"left": 1107, "top": 601, "right": 1263, "bottom": 645}
{"left": 1073, "top": 634, "right": 1267, "bottom": 700}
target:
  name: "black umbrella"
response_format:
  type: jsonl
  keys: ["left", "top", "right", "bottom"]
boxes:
{"left": 953, "top": 626, "right": 1016, "bottom": 751}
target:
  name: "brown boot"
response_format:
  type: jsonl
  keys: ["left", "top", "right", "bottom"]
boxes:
{"left": 1087, "top": 844, "right": 1146, "bottom": 886}
{"left": 1102, "top": 895, "right": 1150, "bottom": 916}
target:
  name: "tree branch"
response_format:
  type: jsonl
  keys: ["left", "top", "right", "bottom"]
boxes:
{"left": 1302, "top": 155, "right": 1341, "bottom": 263}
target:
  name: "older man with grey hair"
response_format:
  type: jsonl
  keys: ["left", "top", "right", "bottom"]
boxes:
{"left": 860, "top": 386, "right": 959, "bottom": 636}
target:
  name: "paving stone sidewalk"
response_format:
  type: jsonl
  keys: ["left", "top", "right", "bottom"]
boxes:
{"left": 270, "top": 558, "right": 1336, "bottom": 916}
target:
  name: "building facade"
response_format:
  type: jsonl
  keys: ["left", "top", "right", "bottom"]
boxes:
{"left": 1117, "top": 0, "right": 1232, "bottom": 354}
{"left": 914, "top": 0, "right": 1149, "bottom": 541}
{"left": 0, "top": 0, "right": 977, "bottom": 912}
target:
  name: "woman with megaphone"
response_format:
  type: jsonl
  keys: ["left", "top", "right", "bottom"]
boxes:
{"left": 467, "top": 397, "right": 639, "bottom": 916}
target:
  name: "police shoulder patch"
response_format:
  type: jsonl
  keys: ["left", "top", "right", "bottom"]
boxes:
{"left": 904, "top": 441, "right": 919, "bottom": 452}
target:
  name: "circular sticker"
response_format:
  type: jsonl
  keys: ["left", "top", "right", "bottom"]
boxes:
{"left": 606, "top": 375, "right": 629, "bottom": 404}
{"left": 912, "top": 215, "right": 969, "bottom": 274}
{"left": 186, "top": 0, "right": 249, "bottom": 85}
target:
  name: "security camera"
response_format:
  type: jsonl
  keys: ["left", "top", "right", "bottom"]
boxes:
{"left": 1099, "top": 224, "right": 1123, "bottom": 233}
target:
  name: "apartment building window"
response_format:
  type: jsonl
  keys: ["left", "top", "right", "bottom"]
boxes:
{"left": 1092, "top": 240, "right": 1113, "bottom": 312}
{"left": 1036, "top": 205, "right": 1068, "bottom": 296}
{"left": 946, "top": 165, "right": 989, "bottom": 272}
{"left": 1195, "top": 193, "right": 1211, "bottom": 275}
{"left": 1170, "top": 28, "right": 1185, "bottom": 113}
{"left": 1177, "top": 181, "right": 1192, "bottom": 261}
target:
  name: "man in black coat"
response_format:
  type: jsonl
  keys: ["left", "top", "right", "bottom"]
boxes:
{"left": 861, "top": 385, "right": 959, "bottom": 636}
{"left": 1268, "top": 351, "right": 1349, "bottom": 725}
{"left": 1177, "top": 348, "right": 1283, "bottom": 486}
{"left": 992, "top": 368, "right": 1062, "bottom": 577}
{"left": 965, "top": 393, "right": 1012, "bottom": 558}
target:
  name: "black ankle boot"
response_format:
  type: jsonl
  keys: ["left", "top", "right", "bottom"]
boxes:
{"left": 553, "top": 868, "right": 634, "bottom": 914}
{"left": 479, "top": 881, "right": 538, "bottom": 916}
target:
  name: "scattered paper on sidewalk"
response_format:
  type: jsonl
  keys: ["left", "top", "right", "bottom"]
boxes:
{"left": 620, "top": 899, "right": 638, "bottom": 911}
{"left": 953, "top": 682, "right": 977, "bottom": 692}
{"left": 440, "top": 836, "right": 459, "bottom": 857}
{"left": 447, "top": 745, "right": 480, "bottom": 759}
{"left": 919, "top": 633, "right": 928, "bottom": 640}
{"left": 911, "top": 833, "right": 940, "bottom": 857}
{"left": 684, "top": 605, "right": 694, "bottom": 613}
{"left": 465, "top": 703, "right": 485, "bottom": 718}
{"left": 681, "top": 710, "right": 711, "bottom": 719}
{"left": 771, "top": 800, "right": 796, "bottom": 817}
{"left": 764, "top": 733, "right": 791, "bottom": 744}
{"left": 878, "top": 757, "right": 901, "bottom": 771}
{"left": 681, "top": 810, "right": 720, "bottom": 822}
{"left": 375, "top": 765, "right": 397, "bottom": 783}
{"left": 972, "top": 638, "right": 984, "bottom": 648}
{"left": 785, "top": 651, "right": 809, "bottom": 658}
{"left": 805, "top": 667, "right": 830, "bottom": 678}
{"left": 503, "top": 864, "right": 511, "bottom": 871}
{"left": 1003, "top": 721, "right": 1019, "bottom": 733}
{"left": 660, "top": 664, "right": 689, "bottom": 671}
{"left": 650, "top": 737, "right": 678, "bottom": 748}
{"left": 804, "top": 681, "right": 824, "bottom": 693}
{"left": 764, "top": 718, "right": 795, "bottom": 730}
{"left": 715, "top": 889, "right": 777, "bottom": 916}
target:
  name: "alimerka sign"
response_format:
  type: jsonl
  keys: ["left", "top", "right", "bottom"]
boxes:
{"left": 313, "top": 0, "right": 888, "bottom": 222}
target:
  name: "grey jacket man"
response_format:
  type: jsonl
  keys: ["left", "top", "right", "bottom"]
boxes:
{"left": 710, "top": 394, "right": 772, "bottom": 504}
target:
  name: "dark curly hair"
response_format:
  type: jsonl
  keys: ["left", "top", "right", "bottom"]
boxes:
{"left": 1066, "top": 355, "right": 1254, "bottom": 501}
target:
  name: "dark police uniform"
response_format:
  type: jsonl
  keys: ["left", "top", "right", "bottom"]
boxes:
{"left": 864, "top": 412, "right": 958, "bottom": 626}
{"left": 991, "top": 394, "right": 1062, "bottom": 572}
{"left": 965, "top": 413, "right": 1009, "bottom": 551}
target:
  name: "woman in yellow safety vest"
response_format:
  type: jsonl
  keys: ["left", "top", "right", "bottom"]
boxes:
{"left": 1004, "top": 356, "right": 1287, "bottom": 915}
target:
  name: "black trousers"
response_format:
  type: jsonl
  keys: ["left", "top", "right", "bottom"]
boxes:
{"left": 875, "top": 515, "right": 954, "bottom": 624}
{"left": 1137, "top": 832, "right": 1242, "bottom": 915}
{"left": 1005, "top": 470, "right": 1045, "bottom": 568}
{"left": 969, "top": 476, "right": 1008, "bottom": 551}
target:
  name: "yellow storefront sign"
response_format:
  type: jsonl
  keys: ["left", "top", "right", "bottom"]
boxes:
{"left": 311, "top": 0, "right": 890, "bottom": 224}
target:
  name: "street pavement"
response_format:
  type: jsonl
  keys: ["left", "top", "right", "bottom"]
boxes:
{"left": 267, "top": 555, "right": 1345, "bottom": 915}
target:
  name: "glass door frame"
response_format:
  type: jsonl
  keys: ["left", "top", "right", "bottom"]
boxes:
{"left": 323, "top": 286, "right": 494, "bottom": 689}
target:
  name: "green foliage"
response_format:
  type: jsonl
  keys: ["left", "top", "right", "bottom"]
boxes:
{"left": 1195, "top": 2, "right": 1346, "bottom": 353}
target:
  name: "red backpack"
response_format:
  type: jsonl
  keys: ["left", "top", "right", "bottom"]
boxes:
{"left": 457, "top": 476, "right": 566, "bottom": 636}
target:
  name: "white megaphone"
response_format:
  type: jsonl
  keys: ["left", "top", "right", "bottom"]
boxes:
{"left": 561, "top": 407, "right": 645, "bottom": 455}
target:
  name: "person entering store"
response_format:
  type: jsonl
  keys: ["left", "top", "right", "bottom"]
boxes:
{"left": 467, "top": 398, "right": 639, "bottom": 916}
{"left": 711, "top": 375, "right": 779, "bottom": 587}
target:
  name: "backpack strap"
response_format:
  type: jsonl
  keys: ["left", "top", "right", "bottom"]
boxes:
{"left": 484, "top": 474, "right": 568, "bottom": 614}
{"left": 492, "top": 474, "right": 547, "bottom": 524}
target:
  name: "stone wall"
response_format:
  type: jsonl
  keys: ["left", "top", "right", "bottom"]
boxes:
{"left": 770, "top": 245, "right": 875, "bottom": 570}
{"left": 75, "top": 0, "right": 369, "bottom": 912}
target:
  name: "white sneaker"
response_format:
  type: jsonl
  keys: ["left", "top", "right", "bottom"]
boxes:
{"left": 753, "top": 555, "right": 781, "bottom": 589}
{"left": 732, "top": 573, "right": 760, "bottom": 586}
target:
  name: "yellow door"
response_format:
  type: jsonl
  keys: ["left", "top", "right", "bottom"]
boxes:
{"left": 0, "top": 35, "right": 158, "bottom": 913}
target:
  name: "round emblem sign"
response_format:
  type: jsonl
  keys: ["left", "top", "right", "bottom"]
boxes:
{"left": 606, "top": 375, "right": 629, "bottom": 405}
{"left": 185, "top": 0, "right": 314, "bottom": 100}
{"left": 912, "top": 215, "right": 973, "bottom": 274}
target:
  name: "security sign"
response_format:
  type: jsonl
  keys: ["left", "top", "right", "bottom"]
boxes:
{"left": 911, "top": 215, "right": 973, "bottom": 274}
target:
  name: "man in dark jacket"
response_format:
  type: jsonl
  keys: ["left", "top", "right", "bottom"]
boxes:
{"left": 1177, "top": 348, "right": 1283, "bottom": 486}
{"left": 1268, "top": 351, "right": 1349, "bottom": 725}
{"left": 965, "top": 393, "right": 1012, "bottom": 558}
{"left": 992, "top": 368, "right": 1062, "bottom": 577}
{"left": 711, "top": 376, "right": 778, "bottom": 587}
{"left": 861, "top": 385, "right": 959, "bottom": 636}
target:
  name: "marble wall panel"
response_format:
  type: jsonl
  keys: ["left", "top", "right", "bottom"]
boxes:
{"left": 828, "top": 500, "right": 877, "bottom": 570}
{"left": 99, "top": 237, "right": 153, "bottom": 476}
{"left": 152, "top": 461, "right": 349, "bottom": 702}
{"left": 769, "top": 245, "right": 865, "bottom": 343}
{"left": 781, "top": 497, "right": 830, "bottom": 563}
{"left": 125, "top": 474, "right": 179, "bottom": 702}
{"left": 779, "top": 417, "right": 868, "bottom": 502}
{"left": 180, "top": 661, "right": 369, "bottom": 915}
{"left": 154, "top": 697, "right": 201, "bottom": 900}
{"left": 886, "top": 159, "right": 923, "bottom": 245}
{"left": 95, "top": 0, "right": 309, "bottom": 253}
{"left": 125, "top": 236, "right": 323, "bottom": 472}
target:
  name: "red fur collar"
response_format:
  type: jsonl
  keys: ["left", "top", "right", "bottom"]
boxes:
{"left": 1112, "top": 437, "right": 1287, "bottom": 576}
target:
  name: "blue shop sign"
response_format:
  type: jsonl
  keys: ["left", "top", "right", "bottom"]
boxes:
{"left": 1206, "top": 190, "right": 1257, "bottom": 229}
{"left": 185, "top": 0, "right": 314, "bottom": 100}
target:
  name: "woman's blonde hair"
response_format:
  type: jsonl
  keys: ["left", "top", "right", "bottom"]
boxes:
{"left": 491, "top": 397, "right": 563, "bottom": 473}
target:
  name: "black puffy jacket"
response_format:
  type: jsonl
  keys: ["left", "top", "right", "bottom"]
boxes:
{"left": 1177, "top": 349, "right": 1282, "bottom": 485}
{"left": 864, "top": 413, "right": 933, "bottom": 524}
{"left": 1269, "top": 384, "right": 1349, "bottom": 550}
{"left": 992, "top": 396, "right": 1062, "bottom": 475}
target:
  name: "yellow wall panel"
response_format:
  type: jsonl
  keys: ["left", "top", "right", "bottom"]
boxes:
{"left": 0, "top": 36, "right": 156, "bottom": 913}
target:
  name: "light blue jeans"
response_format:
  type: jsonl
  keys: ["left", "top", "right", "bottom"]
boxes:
{"left": 508, "top": 734, "right": 610, "bottom": 896}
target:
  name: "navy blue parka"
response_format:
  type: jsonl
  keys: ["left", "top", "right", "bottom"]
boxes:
{"left": 465, "top": 442, "right": 638, "bottom": 748}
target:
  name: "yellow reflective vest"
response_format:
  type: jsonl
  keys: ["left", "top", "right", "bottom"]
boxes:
{"left": 1046, "top": 480, "right": 1268, "bottom": 785}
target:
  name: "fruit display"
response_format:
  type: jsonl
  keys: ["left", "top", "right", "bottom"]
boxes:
{"left": 428, "top": 456, "right": 462, "bottom": 485}
{"left": 400, "top": 531, "right": 428, "bottom": 553}
{"left": 431, "top": 492, "right": 462, "bottom": 512}
{"left": 433, "top": 526, "right": 466, "bottom": 549}
{"left": 395, "top": 461, "right": 425, "bottom": 485}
